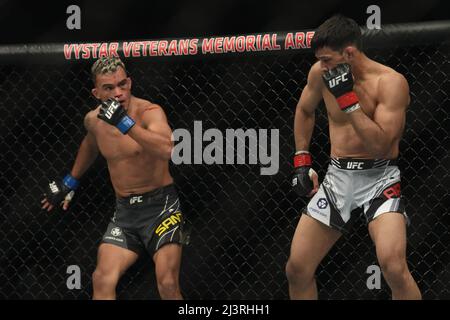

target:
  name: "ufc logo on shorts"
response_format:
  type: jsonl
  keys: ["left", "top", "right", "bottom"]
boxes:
{"left": 329, "top": 73, "right": 348, "bottom": 88}
{"left": 347, "top": 161, "right": 364, "bottom": 169}
{"left": 130, "top": 196, "right": 143, "bottom": 205}
{"left": 105, "top": 101, "right": 120, "bottom": 119}
{"left": 49, "top": 181, "right": 59, "bottom": 193}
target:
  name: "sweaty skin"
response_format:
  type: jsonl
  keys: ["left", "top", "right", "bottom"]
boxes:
{"left": 295, "top": 47, "right": 410, "bottom": 160}
{"left": 41, "top": 65, "right": 184, "bottom": 300}
{"left": 85, "top": 97, "right": 173, "bottom": 197}
{"left": 41, "top": 67, "right": 174, "bottom": 210}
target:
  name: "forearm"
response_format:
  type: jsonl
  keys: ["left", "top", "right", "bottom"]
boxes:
{"left": 70, "top": 136, "right": 99, "bottom": 179}
{"left": 294, "top": 107, "right": 315, "bottom": 151}
{"left": 127, "top": 125, "right": 173, "bottom": 160}
{"left": 348, "top": 109, "right": 391, "bottom": 158}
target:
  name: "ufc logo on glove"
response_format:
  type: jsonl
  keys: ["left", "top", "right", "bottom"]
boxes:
{"left": 105, "top": 100, "right": 120, "bottom": 119}
{"left": 328, "top": 72, "right": 349, "bottom": 88}
{"left": 49, "top": 181, "right": 60, "bottom": 193}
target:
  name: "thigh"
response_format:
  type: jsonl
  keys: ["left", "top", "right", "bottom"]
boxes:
{"left": 289, "top": 214, "right": 342, "bottom": 270}
{"left": 153, "top": 243, "right": 183, "bottom": 279}
{"left": 96, "top": 243, "right": 139, "bottom": 276}
{"left": 368, "top": 212, "right": 408, "bottom": 258}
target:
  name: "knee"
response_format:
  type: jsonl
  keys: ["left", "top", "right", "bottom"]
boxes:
{"left": 157, "top": 274, "right": 179, "bottom": 298}
{"left": 92, "top": 268, "right": 119, "bottom": 290}
{"left": 378, "top": 253, "right": 408, "bottom": 281}
{"left": 285, "top": 258, "right": 315, "bottom": 284}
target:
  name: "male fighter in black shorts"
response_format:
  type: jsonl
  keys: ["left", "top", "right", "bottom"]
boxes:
{"left": 286, "top": 15, "right": 421, "bottom": 299}
{"left": 41, "top": 57, "right": 185, "bottom": 299}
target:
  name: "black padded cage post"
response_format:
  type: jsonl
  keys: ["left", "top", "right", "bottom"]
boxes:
{"left": 0, "top": 21, "right": 449, "bottom": 299}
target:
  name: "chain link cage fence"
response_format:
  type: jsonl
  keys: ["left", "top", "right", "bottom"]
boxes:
{"left": 0, "top": 21, "right": 449, "bottom": 299}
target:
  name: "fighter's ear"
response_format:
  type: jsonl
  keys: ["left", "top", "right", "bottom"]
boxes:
{"left": 343, "top": 46, "right": 357, "bottom": 61}
{"left": 91, "top": 88, "right": 99, "bottom": 100}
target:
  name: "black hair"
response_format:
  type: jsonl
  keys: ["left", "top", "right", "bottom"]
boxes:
{"left": 311, "top": 15, "right": 363, "bottom": 52}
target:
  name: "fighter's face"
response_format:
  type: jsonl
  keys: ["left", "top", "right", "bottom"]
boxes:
{"left": 91, "top": 67, "right": 132, "bottom": 109}
{"left": 315, "top": 46, "right": 347, "bottom": 71}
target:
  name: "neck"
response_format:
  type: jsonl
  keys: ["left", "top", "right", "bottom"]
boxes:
{"left": 350, "top": 53, "right": 371, "bottom": 80}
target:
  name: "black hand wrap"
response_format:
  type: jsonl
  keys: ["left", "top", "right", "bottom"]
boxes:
{"left": 45, "top": 174, "right": 79, "bottom": 206}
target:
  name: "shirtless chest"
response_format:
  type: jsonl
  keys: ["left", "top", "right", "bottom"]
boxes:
{"left": 323, "top": 77, "right": 379, "bottom": 122}
{"left": 322, "top": 74, "right": 385, "bottom": 157}
{"left": 94, "top": 121, "right": 144, "bottom": 161}
{"left": 84, "top": 98, "right": 173, "bottom": 195}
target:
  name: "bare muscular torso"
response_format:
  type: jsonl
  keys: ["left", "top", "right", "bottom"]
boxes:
{"left": 319, "top": 60, "right": 406, "bottom": 159}
{"left": 87, "top": 96, "right": 173, "bottom": 197}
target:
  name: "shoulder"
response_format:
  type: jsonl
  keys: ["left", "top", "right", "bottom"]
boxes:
{"left": 144, "top": 102, "right": 164, "bottom": 114}
{"left": 307, "top": 61, "right": 325, "bottom": 88}
{"left": 374, "top": 66, "right": 410, "bottom": 110}
{"left": 132, "top": 98, "right": 168, "bottom": 128}
{"left": 310, "top": 61, "right": 322, "bottom": 74}
{"left": 84, "top": 107, "right": 100, "bottom": 132}
{"left": 379, "top": 66, "right": 408, "bottom": 89}
{"left": 378, "top": 67, "right": 410, "bottom": 105}
{"left": 132, "top": 97, "right": 165, "bottom": 114}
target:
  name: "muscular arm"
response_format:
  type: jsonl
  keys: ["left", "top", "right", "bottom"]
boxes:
{"left": 348, "top": 73, "right": 409, "bottom": 158}
{"left": 42, "top": 112, "right": 99, "bottom": 211}
{"left": 70, "top": 112, "right": 100, "bottom": 179}
{"left": 127, "top": 104, "right": 173, "bottom": 160}
{"left": 294, "top": 62, "right": 324, "bottom": 151}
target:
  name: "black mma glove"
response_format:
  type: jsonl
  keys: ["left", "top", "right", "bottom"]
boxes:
{"left": 97, "top": 98, "right": 135, "bottom": 134}
{"left": 44, "top": 174, "right": 79, "bottom": 207}
{"left": 322, "top": 63, "right": 361, "bottom": 113}
{"left": 292, "top": 151, "right": 317, "bottom": 197}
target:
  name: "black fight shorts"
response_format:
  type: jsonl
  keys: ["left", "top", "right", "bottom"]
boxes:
{"left": 101, "top": 184, "right": 186, "bottom": 256}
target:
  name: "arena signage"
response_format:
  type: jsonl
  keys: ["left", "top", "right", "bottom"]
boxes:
{"left": 63, "top": 31, "right": 315, "bottom": 60}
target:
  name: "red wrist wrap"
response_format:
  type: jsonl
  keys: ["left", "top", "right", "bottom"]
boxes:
{"left": 294, "top": 153, "right": 312, "bottom": 168}
{"left": 337, "top": 91, "right": 359, "bottom": 109}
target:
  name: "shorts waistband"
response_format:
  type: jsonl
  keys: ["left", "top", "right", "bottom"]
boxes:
{"left": 330, "top": 158, "right": 398, "bottom": 170}
{"left": 116, "top": 184, "right": 176, "bottom": 206}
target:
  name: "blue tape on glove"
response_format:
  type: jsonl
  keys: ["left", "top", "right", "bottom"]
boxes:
{"left": 63, "top": 174, "right": 80, "bottom": 190}
{"left": 117, "top": 115, "right": 136, "bottom": 134}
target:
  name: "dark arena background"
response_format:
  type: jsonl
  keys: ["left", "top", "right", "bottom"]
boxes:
{"left": 0, "top": 0, "right": 449, "bottom": 300}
